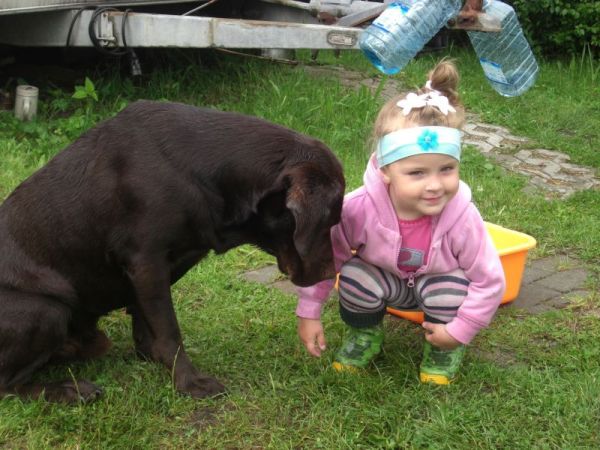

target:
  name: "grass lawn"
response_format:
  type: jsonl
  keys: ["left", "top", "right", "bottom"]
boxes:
{"left": 0, "top": 46, "right": 599, "bottom": 448}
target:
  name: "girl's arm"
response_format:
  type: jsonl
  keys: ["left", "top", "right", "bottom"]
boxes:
{"left": 295, "top": 217, "right": 355, "bottom": 319}
{"left": 296, "top": 201, "right": 359, "bottom": 356}
{"left": 445, "top": 208, "right": 506, "bottom": 345}
{"left": 295, "top": 195, "right": 361, "bottom": 320}
{"left": 295, "top": 222, "right": 349, "bottom": 357}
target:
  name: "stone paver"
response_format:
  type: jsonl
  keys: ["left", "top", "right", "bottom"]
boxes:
{"left": 506, "top": 256, "right": 591, "bottom": 314}
{"left": 530, "top": 269, "right": 589, "bottom": 294}
{"left": 521, "top": 265, "right": 554, "bottom": 284}
{"left": 462, "top": 120, "right": 600, "bottom": 199}
{"left": 243, "top": 266, "right": 280, "bottom": 285}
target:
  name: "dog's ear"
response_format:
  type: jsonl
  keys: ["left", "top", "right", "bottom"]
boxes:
{"left": 284, "top": 164, "right": 342, "bottom": 259}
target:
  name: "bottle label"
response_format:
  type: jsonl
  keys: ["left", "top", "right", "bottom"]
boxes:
{"left": 480, "top": 58, "right": 509, "bottom": 85}
{"left": 372, "top": 2, "right": 409, "bottom": 33}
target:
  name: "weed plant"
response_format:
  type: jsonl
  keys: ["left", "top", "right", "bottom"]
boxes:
{"left": 0, "top": 47, "right": 598, "bottom": 448}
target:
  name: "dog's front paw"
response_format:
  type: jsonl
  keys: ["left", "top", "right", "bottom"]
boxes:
{"left": 176, "top": 373, "right": 226, "bottom": 399}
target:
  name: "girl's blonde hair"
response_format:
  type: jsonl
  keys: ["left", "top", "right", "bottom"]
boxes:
{"left": 371, "top": 60, "right": 465, "bottom": 147}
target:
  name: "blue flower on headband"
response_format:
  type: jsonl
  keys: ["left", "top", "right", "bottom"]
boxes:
{"left": 417, "top": 129, "right": 439, "bottom": 151}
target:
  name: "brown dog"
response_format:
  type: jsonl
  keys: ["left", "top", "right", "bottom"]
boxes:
{"left": 0, "top": 100, "right": 344, "bottom": 403}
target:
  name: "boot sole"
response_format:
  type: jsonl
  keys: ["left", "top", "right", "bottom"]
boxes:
{"left": 419, "top": 372, "right": 453, "bottom": 385}
{"left": 332, "top": 361, "right": 364, "bottom": 373}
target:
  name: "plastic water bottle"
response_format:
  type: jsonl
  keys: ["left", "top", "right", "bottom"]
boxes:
{"left": 359, "top": 0, "right": 462, "bottom": 75}
{"left": 467, "top": 0, "right": 539, "bottom": 97}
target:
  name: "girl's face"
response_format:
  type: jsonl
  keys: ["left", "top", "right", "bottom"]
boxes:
{"left": 381, "top": 153, "right": 460, "bottom": 220}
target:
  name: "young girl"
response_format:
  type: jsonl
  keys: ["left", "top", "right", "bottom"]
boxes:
{"left": 296, "top": 60, "right": 505, "bottom": 385}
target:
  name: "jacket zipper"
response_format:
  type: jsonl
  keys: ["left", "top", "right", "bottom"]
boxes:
{"left": 403, "top": 243, "right": 438, "bottom": 288}
{"left": 396, "top": 219, "right": 437, "bottom": 289}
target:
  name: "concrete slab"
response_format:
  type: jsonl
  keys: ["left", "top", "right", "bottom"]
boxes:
{"left": 530, "top": 269, "right": 589, "bottom": 294}
{"left": 272, "top": 280, "right": 298, "bottom": 296}
{"left": 544, "top": 295, "right": 573, "bottom": 310}
{"left": 242, "top": 265, "right": 280, "bottom": 284}
{"left": 510, "top": 284, "right": 561, "bottom": 310}
{"left": 521, "top": 264, "right": 554, "bottom": 284}
{"left": 528, "top": 255, "right": 575, "bottom": 272}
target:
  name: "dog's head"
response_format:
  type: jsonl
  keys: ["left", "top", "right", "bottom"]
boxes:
{"left": 253, "top": 147, "right": 344, "bottom": 287}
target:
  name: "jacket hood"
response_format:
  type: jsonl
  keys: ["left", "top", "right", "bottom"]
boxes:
{"left": 363, "top": 154, "right": 472, "bottom": 240}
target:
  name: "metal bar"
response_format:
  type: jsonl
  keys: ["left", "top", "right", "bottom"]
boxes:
{"left": 0, "top": 9, "right": 362, "bottom": 49}
{"left": 336, "top": 3, "right": 384, "bottom": 27}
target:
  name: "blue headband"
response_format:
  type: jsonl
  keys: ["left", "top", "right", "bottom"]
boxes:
{"left": 376, "top": 126, "right": 462, "bottom": 167}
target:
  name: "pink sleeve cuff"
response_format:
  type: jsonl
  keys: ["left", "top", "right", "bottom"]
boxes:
{"left": 295, "top": 300, "right": 325, "bottom": 319}
{"left": 295, "top": 279, "right": 335, "bottom": 319}
{"left": 444, "top": 316, "right": 481, "bottom": 345}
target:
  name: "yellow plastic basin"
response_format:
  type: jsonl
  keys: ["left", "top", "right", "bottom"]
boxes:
{"left": 387, "top": 222, "right": 536, "bottom": 324}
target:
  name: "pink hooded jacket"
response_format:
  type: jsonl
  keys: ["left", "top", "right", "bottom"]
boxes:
{"left": 296, "top": 155, "right": 506, "bottom": 345}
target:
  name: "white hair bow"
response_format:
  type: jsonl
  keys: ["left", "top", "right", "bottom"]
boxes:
{"left": 396, "top": 87, "right": 456, "bottom": 116}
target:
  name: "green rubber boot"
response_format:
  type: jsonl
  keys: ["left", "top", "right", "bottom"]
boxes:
{"left": 332, "top": 325, "right": 384, "bottom": 372}
{"left": 420, "top": 340, "right": 466, "bottom": 385}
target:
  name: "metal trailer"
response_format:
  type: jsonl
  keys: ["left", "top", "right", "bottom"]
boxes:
{"left": 0, "top": 0, "right": 392, "bottom": 60}
{"left": 0, "top": 1, "right": 498, "bottom": 74}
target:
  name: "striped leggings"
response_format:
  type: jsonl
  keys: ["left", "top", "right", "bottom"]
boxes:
{"left": 338, "top": 257, "right": 470, "bottom": 328}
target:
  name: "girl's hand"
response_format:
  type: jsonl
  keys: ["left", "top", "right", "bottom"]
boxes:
{"left": 297, "top": 318, "right": 327, "bottom": 357}
{"left": 422, "top": 322, "right": 461, "bottom": 350}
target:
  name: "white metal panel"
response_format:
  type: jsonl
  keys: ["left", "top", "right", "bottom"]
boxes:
{"left": 211, "top": 18, "right": 359, "bottom": 48}
{"left": 0, "top": 0, "right": 198, "bottom": 15}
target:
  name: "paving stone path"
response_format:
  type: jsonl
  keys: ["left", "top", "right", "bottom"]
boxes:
{"left": 242, "top": 66, "right": 596, "bottom": 314}
{"left": 462, "top": 121, "right": 600, "bottom": 199}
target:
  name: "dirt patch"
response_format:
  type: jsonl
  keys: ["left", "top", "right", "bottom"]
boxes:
{"left": 470, "top": 347, "right": 525, "bottom": 369}
{"left": 584, "top": 309, "right": 600, "bottom": 318}
{"left": 186, "top": 406, "right": 220, "bottom": 431}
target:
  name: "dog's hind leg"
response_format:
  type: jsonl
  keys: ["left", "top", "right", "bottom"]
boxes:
{"left": 7, "top": 379, "right": 103, "bottom": 404}
{"left": 50, "top": 316, "right": 112, "bottom": 364}
{"left": 0, "top": 289, "right": 102, "bottom": 403}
